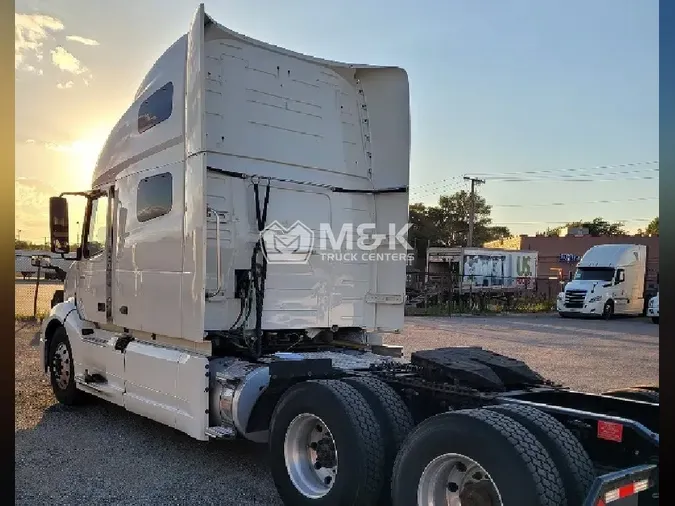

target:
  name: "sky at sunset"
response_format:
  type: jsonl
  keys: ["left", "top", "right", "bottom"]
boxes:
{"left": 15, "top": 0, "right": 659, "bottom": 244}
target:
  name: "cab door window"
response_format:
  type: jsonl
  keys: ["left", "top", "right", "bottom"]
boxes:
{"left": 85, "top": 196, "right": 109, "bottom": 258}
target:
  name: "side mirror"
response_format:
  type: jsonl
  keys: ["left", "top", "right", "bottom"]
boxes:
{"left": 49, "top": 197, "right": 70, "bottom": 254}
{"left": 615, "top": 270, "right": 625, "bottom": 284}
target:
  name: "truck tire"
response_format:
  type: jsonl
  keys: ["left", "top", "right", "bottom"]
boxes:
{"left": 48, "top": 326, "right": 85, "bottom": 405}
{"left": 487, "top": 403, "right": 595, "bottom": 505}
{"left": 603, "top": 388, "right": 659, "bottom": 404}
{"left": 391, "top": 409, "right": 565, "bottom": 506}
{"left": 342, "top": 376, "right": 414, "bottom": 505}
{"left": 268, "top": 379, "right": 385, "bottom": 506}
{"left": 51, "top": 289, "right": 64, "bottom": 308}
{"left": 602, "top": 300, "right": 614, "bottom": 320}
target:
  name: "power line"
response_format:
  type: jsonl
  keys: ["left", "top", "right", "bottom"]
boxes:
{"left": 409, "top": 176, "right": 461, "bottom": 191}
{"left": 408, "top": 160, "right": 659, "bottom": 200}
{"left": 410, "top": 182, "right": 468, "bottom": 200}
{"left": 483, "top": 168, "right": 658, "bottom": 183}
{"left": 411, "top": 177, "right": 658, "bottom": 202}
{"left": 409, "top": 163, "right": 657, "bottom": 198}
{"left": 491, "top": 196, "right": 658, "bottom": 209}
{"left": 466, "top": 160, "right": 659, "bottom": 178}
{"left": 490, "top": 218, "right": 653, "bottom": 226}
{"left": 410, "top": 178, "right": 465, "bottom": 195}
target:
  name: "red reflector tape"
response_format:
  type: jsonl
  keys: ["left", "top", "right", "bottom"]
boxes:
{"left": 597, "top": 420, "right": 623, "bottom": 442}
{"left": 618, "top": 483, "right": 634, "bottom": 498}
{"left": 604, "top": 479, "right": 650, "bottom": 503}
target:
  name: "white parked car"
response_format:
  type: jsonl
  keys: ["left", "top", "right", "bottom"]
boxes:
{"left": 647, "top": 293, "right": 659, "bottom": 324}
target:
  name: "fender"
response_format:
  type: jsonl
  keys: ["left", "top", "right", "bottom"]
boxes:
{"left": 40, "top": 298, "right": 95, "bottom": 373}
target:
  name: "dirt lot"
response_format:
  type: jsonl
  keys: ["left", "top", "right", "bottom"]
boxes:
{"left": 15, "top": 315, "right": 658, "bottom": 505}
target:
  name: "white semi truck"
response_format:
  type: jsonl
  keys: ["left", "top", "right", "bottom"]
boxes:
{"left": 557, "top": 244, "right": 654, "bottom": 319}
{"left": 41, "top": 5, "right": 658, "bottom": 505}
{"left": 647, "top": 293, "right": 659, "bottom": 324}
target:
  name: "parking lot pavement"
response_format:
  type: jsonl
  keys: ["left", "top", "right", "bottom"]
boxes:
{"left": 15, "top": 315, "right": 658, "bottom": 505}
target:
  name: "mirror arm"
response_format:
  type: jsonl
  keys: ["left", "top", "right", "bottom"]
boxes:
{"left": 59, "top": 189, "right": 104, "bottom": 199}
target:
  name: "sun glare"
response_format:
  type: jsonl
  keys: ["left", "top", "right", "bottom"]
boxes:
{"left": 69, "top": 129, "right": 108, "bottom": 190}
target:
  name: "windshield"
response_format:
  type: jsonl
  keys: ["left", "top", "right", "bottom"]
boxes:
{"left": 574, "top": 267, "right": 614, "bottom": 282}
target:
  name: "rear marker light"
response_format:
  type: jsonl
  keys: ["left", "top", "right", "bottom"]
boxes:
{"left": 597, "top": 420, "right": 623, "bottom": 442}
{"left": 633, "top": 479, "right": 650, "bottom": 492}
{"left": 600, "top": 478, "right": 651, "bottom": 504}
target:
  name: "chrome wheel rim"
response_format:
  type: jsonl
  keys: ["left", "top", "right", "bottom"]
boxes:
{"left": 52, "top": 342, "right": 71, "bottom": 390}
{"left": 417, "top": 453, "right": 502, "bottom": 506}
{"left": 283, "top": 413, "right": 338, "bottom": 499}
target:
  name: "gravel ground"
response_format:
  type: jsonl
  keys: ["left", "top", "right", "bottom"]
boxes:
{"left": 15, "top": 315, "right": 658, "bottom": 504}
{"left": 389, "top": 314, "right": 659, "bottom": 392}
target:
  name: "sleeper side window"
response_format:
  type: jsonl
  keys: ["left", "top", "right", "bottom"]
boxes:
{"left": 138, "top": 82, "right": 174, "bottom": 134}
{"left": 137, "top": 172, "right": 173, "bottom": 223}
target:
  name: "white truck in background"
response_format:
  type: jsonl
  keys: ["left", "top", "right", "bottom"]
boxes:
{"left": 557, "top": 244, "right": 652, "bottom": 319}
{"left": 39, "top": 5, "right": 659, "bottom": 505}
{"left": 647, "top": 292, "right": 659, "bottom": 324}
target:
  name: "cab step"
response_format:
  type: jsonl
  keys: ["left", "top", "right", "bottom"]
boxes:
{"left": 205, "top": 426, "right": 236, "bottom": 439}
{"left": 74, "top": 373, "right": 120, "bottom": 396}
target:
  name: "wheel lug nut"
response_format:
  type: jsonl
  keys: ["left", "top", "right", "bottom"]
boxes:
{"left": 448, "top": 482, "right": 459, "bottom": 492}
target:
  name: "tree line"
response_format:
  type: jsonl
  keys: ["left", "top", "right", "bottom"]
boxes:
{"left": 409, "top": 191, "right": 658, "bottom": 258}
{"left": 408, "top": 191, "right": 511, "bottom": 253}
{"left": 539, "top": 216, "right": 658, "bottom": 237}
{"left": 15, "top": 240, "right": 49, "bottom": 250}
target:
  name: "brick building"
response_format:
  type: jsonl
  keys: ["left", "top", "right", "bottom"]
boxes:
{"left": 483, "top": 235, "right": 659, "bottom": 293}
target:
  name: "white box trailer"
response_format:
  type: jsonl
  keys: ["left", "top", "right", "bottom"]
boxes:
{"left": 39, "top": 6, "right": 659, "bottom": 505}
{"left": 426, "top": 246, "right": 538, "bottom": 290}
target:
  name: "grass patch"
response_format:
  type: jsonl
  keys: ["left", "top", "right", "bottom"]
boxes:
{"left": 405, "top": 299, "right": 556, "bottom": 316}
{"left": 15, "top": 311, "right": 47, "bottom": 322}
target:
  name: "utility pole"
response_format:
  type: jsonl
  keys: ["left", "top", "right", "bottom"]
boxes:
{"left": 463, "top": 176, "right": 485, "bottom": 247}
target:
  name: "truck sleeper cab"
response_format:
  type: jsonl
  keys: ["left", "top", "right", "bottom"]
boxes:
{"left": 41, "top": 5, "right": 658, "bottom": 506}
